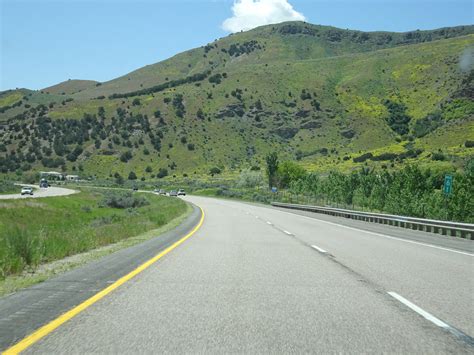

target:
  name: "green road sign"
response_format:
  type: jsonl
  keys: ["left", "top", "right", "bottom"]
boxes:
{"left": 444, "top": 175, "right": 453, "bottom": 195}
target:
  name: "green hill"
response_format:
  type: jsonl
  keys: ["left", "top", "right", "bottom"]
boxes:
{"left": 1, "top": 22, "right": 473, "bottom": 180}
{"left": 42, "top": 79, "right": 100, "bottom": 95}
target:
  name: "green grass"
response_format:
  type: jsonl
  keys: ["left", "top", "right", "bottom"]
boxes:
{"left": 0, "top": 181, "right": 18, "bottom": 195}
{"left": 0, "top": 188, "right": 188, "bottom": 278}
{"left": 43, "top": 79, "right": 99, "bottom": 95}
{"left": 0, "top": 202, "right": 193, "bottom": 296}
{"left": 0, "top": 92, "right": 23, "bottom": 108}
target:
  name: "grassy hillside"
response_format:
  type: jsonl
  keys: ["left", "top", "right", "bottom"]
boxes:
{"left": 0, "top": 22, "right": 473, "bottom": 180}
{"left": 42, "top": 79, "right": 99, "bottom": 95}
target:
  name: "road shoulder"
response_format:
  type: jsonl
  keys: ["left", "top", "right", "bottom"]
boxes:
{"left": 0, "top": 203, "right": 202, "bottom": 351}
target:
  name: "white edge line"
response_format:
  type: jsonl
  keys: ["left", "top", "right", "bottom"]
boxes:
{"left": 274, "top": 209, "right": 473, "bottom": 257}
{"left": 267, "top": 221, "right": 273, "bottom": 225}
{"left": 388, "top": 292, "right": 449, "bottom": 329}
{"left": 311, "top": 245, "right": 328, "bottom": 253}
{"left": 283, "top": 230, "right": 293, "bottom": 235}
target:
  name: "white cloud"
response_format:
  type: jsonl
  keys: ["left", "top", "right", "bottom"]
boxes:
{"left": 222, "top": 0, "right": 306, "bottom": 33}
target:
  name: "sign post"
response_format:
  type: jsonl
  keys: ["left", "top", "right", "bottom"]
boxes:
{"left": 443, "top": 175, "right": 453, "bottom": 195}
{"left": 443, "top": 175, "right": 453, "bottom": 220}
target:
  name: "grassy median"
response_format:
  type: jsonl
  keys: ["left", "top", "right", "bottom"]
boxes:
{"left": 0, "top": 189, "right": 188, "bottom": 279}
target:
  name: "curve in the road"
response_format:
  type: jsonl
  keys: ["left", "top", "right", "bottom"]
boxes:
{"left": 2, "top": 196, "right": 473, "bottom": 353}
{"left": 0, "top": 185, "right": 78, "bottom": 200}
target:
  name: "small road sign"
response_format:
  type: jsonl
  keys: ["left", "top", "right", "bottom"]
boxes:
{"left": 444, "top": 175, "right": 453, "bottom": 195}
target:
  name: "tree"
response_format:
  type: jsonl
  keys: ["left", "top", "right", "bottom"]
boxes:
{"left": 128, "top": 171, "right": 137, "bottom": 180}
{"left": 132, "top": 98, "right": 141, "bottom": 106}
{"left": 265, "top": 152, "right": 279, "bottom": 189}
{"left": 120, "top": 150, "right": 133, "bottom": 162}
{"left": 145, "top": 166, "right": 153, "bottom": 173}
{"left": 114, "top": 172, "right": 124, "bottom": 185}
{"left": 277, "top": 161, "right": 307, "bottom": 188}
{"left": 209, "top": 167, "right": 221, "bottom": 175}
{"left": 196, "top": 108, "right": 205, "bottom": 120}
{"left": 98, "top": 106, "right": 106, "bottom": 118}
{"left": 157, "top": 168, "right": 168, "bottom": 179}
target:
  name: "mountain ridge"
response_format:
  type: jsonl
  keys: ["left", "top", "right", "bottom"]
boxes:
{"left": 0, "top": 21, "right": 473, "bottom": 179}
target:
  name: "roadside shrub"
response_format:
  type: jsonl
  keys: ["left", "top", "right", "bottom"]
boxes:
{"left": 236, "top": 169, "right": 265, "bottom": 188}
{"left": 0, "top": 180, "right": 16, "bottom": 193}
{"left": 100, "top": 191, "right": 149, "bottom": 209}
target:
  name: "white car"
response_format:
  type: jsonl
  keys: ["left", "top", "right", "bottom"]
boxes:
{"left": 21, "top": 187, "right": 34, "bottom": 196}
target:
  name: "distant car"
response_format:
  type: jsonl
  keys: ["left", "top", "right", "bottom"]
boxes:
{"left": 169, "top": 190, "right": 178, "bottom": 197}
{"left": 153, "top": 189, "right": 160, "bottom": 194}
{"left": 159, "top": 189, "right": 167, "bottom": 195}
{"left": 39, "top": 179, "right": 48, "bottom": 188}
{"left": 132, "top": 186, "right": 138, "bottom": 192}
{"left": 177, "top": 189, "right": 186, "bottom": 196}
{"left": 21, "top": 187, "right": 34, "bottom": 196}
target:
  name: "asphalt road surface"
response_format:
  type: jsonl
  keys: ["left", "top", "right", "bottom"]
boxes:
{"left": 0, "top": 185, "right": 77, "bottom": 200}
{"left": 5, "top": 196, "right": 474, "bottom": 353}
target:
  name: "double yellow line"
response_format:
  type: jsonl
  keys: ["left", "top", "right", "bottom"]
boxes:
{"left": 3, "top": 208, "right": 205, "bottom": 354}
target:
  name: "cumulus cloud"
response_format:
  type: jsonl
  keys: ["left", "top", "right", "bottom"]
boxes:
{"left": 222, "top": 0, "right": 306, "bottom": 33}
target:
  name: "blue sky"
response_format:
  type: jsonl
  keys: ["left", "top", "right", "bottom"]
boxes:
{"left": 1, "top": 0, "right": 472, "bottom": 90}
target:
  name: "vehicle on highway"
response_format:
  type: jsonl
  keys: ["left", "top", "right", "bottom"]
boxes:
{"left": 169, "top": 190, "right": 178, "bottom": 197}
{"left": 20, "top": 187, "right": 34, "bottom": 196}
{"left": 39, "top": 178, "right": 49, "bottom": 188}
{"left": 153, "top": 189, "right": 160, "bottom": 194}
{"left": 159, "top": 189, "right": 167, "bottom": 195}
{"left": 132, "top": 186, "right": 138, "bottom": 191}
{"left": 177, "top": 189, "right": 186, "bottom": 196}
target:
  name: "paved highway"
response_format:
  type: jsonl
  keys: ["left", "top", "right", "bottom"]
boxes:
{"left": 0, "top": 185, "right": 77, "bottom": 200}
{"left": 4, "top": 196, "right": 473, "bottom": 353}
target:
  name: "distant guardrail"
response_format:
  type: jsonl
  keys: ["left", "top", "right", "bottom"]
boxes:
{"left": 271, "top": 202, "right": 474, "bottom": 240}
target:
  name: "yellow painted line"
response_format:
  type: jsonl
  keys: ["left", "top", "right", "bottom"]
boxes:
{"left": 3, "top": 208, "right": 205, "bottom": 355}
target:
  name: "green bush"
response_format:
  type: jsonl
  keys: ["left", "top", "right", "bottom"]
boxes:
{"left": 100, "top": 191, "right": 149, "bottom": 209}
{"left": 432, "top": 152, "right": 446, "bottom": 161}
{"left": 0, "top": 181, "right": 16, "bottom": 194}
{"left": 236, "top": 170, "right": 265, "bottom": 188}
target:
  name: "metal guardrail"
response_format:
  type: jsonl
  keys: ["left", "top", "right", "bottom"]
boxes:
{"left": 271, "top": 202, "right": 474, "bottom": 240}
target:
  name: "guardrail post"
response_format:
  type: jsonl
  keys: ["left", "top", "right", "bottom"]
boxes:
{"left": 272, "top": 201, "right": 473, "bottom": 240}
